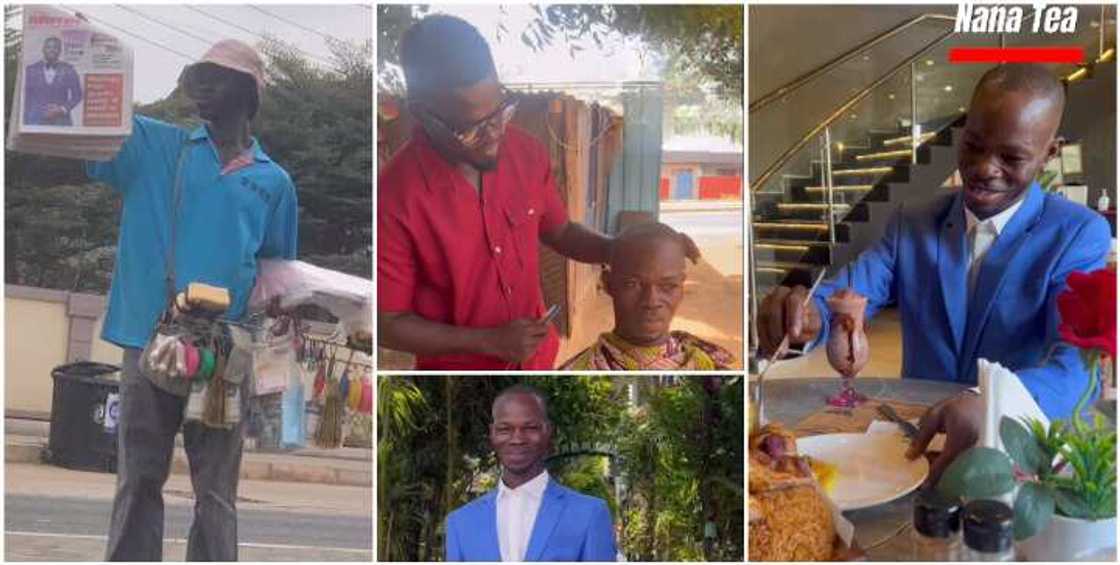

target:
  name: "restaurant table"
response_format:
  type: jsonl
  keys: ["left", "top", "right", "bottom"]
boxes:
{"left": 761, "top": 377, "right": 966, "bottom": 561}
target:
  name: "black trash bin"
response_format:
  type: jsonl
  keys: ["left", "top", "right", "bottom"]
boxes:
{"left": 47, "top": 362, "right": 121, "bottom": 473}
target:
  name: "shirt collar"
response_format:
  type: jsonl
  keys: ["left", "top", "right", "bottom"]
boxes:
{"left": 964, "top": 191, "right": 1027, "bottom": 236}
{"left": 189, "top": 124, "right": 271, "bottom": 163}
{"left": 497, "top": 470, "right": 549, "bottom": 502}
{"left": 412, "top": 125, "right": 462, "bottom": 195}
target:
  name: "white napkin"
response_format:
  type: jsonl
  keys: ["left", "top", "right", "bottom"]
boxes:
{"left": 977, "top": 358, "right": 1049, "bottom": 452}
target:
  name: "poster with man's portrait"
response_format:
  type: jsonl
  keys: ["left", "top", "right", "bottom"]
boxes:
{"left": 18, "top": 6, "right": 131, "bottom": 133}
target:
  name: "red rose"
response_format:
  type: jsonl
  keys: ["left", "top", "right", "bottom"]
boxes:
{"left": 378, "top": 97, "right": 400, "bottom": 121}
{"left": 1057, "top": 268, "right": 1117, "bottom": 359}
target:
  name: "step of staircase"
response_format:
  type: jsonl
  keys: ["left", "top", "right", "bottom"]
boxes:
{"left": 769, "top": 202, "right": 850, "bottom": 221}
{"left": 831, "top": 165, "right": 894, "bottom": 177}
{"left": 753, "top": 221, "right": 850, "bottom": 242}
{"left": 755, "top": 239, "right": 832, "bottom": 264}
{"left": 754, "top": 261, "right": 819, "bottom": 287}
{"left": 803, "top": 184, "right": 874, "bottom": 194}
{"left": 791, "top": 173, "right": 891, "bottom": 203}
{"left": 775, "top": 203, "right": 852, "bottom": 212}
{"left": 753, "top": 221, "right": 828, "bottom": 234}
{"left": 881, "top": 131, "right": 937, "bottom": 147}
{"left": 765, "top": 201, "right": 869, "bottom": 223}
{"left": 855, "top": 149, "right": 912, "bottom": 162}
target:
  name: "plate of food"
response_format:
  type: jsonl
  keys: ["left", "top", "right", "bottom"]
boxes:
{"left": 749, "top": 424, "right": 854, "bottom": 561}
{"left": 796, "top": 432, "right": 928, "bottom": 511}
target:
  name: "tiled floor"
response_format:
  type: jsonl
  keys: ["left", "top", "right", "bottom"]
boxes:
{"left": 765, "top": 307, "right": 903, "bottom": 379}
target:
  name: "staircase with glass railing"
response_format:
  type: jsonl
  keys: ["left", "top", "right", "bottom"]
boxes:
{"left": 752, "top": 116, "right": 963, "bottom": 289}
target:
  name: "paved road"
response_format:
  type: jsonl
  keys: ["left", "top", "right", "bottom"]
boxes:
{"left": 660, "top": 207, "right": 743, "bottom": 241}
{"left": 5, "top": 494, "right": 372, "bottom": 561}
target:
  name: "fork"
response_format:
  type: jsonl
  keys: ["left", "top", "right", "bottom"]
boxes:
{"left": 877, "top": 403, "right": 920, "bottom": 440}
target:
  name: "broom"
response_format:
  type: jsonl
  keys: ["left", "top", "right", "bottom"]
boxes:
{"left": 314, "top": 348, "right": 355, "bottom": 448}
{"left": 315, "top": 379, "right": 343, "bottom": 447}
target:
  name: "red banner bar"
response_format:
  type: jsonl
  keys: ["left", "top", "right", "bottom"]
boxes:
{"left": 949, "top": 47, "right": 1084, "bottom": 64}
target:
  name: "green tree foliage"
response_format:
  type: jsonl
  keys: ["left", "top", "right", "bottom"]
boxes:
{"left": 617, "top": 377, "right": 744, "bottom": 561}
{"left": 4, "top": 9, "right": 372, "bottom": 293}
{"left": 377, "top": 375, "right": 430, "bottom": 560}
{"left": 524, "top": 5, "right": 742, "bottom": 141}
{"left": 661, "top": 50, "right": 743, "bottom": 142}
{"left": 376, "top": 375, "right": 744, "bottom": 562}
{"left": 519, "top": 5, "right": 742, "bottom": 102}
{"left": 257, "top": 38, "right": 373, "bottom": 276}
{"left": 377, "top": 4, "right": 428, "bottom": 94}
{"left": 375, "top": 4, "right": 742, "bottom": 141}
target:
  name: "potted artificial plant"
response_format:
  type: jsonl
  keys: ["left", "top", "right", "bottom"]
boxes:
{"left": 937, "top": 268, "right": 1117, "bottom": 561}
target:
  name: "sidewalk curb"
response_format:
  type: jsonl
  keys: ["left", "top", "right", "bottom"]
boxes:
{"left": 6, "top": 441, "right": 43, "bottom": 465}
{"left": 6, "top": 437, "right": 371, "bottom": 488}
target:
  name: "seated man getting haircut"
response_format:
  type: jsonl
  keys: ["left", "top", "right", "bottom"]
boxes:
{"left": 561, "top": 222, "right": 735, "bottom": 370}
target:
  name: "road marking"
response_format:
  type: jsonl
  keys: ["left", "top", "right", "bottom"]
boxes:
{"left": 5, "top": 531, "right": 372, "bottom": 555}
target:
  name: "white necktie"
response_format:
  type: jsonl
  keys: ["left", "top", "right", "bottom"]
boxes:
{"left": 969, "top": 222, "right": 997, "bottom": 295}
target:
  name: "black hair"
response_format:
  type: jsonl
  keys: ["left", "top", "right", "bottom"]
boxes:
{"left": 973, "top": 63, "right": 1066, "bottom": 111}
{"left": 43, "top": 36, "right": 61, "bottom": 47}
{"left": 610, "top": 221, "right": 687, "bottom": 265}
{"left": 400, "top": 14, "right": 497, "bottom": 99}
{"left": 492, "top": 384, "right": 551, "bottom": 424}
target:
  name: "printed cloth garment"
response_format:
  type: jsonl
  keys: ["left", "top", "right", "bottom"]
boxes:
{"left": 561, "top": 330, "right": 735, "bottom": 370}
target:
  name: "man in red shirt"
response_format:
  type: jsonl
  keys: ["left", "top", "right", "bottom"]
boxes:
{"left": 378, "top": 15, "right": 695, "bottom": 369}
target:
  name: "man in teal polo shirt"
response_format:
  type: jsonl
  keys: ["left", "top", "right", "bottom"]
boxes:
{"left": 85, "top": 40, "right": 298, "bottom": 561}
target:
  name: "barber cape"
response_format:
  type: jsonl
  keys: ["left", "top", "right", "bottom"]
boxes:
{"left": 560, "top": 330, "right": 735, "bottom": 370}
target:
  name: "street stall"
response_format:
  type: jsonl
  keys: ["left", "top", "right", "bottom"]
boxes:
{"left": 244, "top": 259, "right": 372, "bottom": 450}
{"left": 142, "top": 257, "right": 372, "bottom": 453}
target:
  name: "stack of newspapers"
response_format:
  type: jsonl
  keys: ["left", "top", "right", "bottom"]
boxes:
{"left": 7, "top": 5, "right": 133, "bottom": 161}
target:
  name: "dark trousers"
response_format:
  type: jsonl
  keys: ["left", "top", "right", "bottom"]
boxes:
{"left": 105, "top": 348, "right": 244, "bottom": 561}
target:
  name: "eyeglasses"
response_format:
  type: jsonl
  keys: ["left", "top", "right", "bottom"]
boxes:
{"left": 418, "top": 90, "right": 519, "bottom": 149}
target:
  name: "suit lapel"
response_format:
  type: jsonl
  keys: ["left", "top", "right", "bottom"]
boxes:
{"left": 959, "top": 184, "right": 1044, "bottom": 376}
{"left": 481, "top": 490, "right": 502, "bottom": 561}
{"left": 525, "top": 481, "right": 565, "bottom": 561}
{"left": 937, "top": 194, "right": 969, "bottom": 355}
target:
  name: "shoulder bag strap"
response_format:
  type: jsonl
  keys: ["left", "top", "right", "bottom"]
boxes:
{"left": 161, "top": 141, "right": 192, "bottom": 322}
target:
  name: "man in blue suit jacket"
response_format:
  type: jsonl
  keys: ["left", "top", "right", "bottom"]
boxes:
{"left": 445, "top": 385, "right": 618, "bottom": 561}
{"left": 23, "top": 36, "right": 83, "bottom": 126}
{"left": 759, "top": 64, "right": 1111, "bottom": 482}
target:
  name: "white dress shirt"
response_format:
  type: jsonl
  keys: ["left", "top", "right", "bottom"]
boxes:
{"left": 44, "top": 65, "right": 57, "bottom": 85}
{"left": 496, "top": 470, "right": 550, "bottom": 562}
{"left": 964, "top": 195, "right": 1026, "bottom": 295}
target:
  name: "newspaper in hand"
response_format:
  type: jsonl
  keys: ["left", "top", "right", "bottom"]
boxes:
{"left": 8, "top": 5, "right": 133, "bottom": 160}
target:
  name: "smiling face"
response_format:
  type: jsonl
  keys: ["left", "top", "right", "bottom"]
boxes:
{"left": 958, "top": 83, "right": 1062, "bottom": 219}
{"left": 415, "top": 75, "right": 509, "bottom": 171}
{"left": 490, "top": 391, "right": 552, "bottom": 482}
{"left": 604, "top": 229, "right": 688, "bottom": 346}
